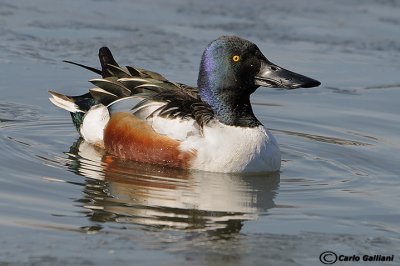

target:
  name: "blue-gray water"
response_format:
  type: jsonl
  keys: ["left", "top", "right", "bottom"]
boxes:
{"left": 1, "top": 0, "right": 400, "bottom": 265}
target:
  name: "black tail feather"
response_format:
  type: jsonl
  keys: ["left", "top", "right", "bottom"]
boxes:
{"left": 99, "top": 47, "right": 119, "bottom": 78}
{"left": 63, "top": 46, "right": 120, "bottom": 78}
{"left": 63, "top": 60, "right": 102, "bottom": 75}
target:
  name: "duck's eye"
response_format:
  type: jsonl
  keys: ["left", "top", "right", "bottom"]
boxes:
{"left": 232, "top": 55, "right": 240, "bottom": 62}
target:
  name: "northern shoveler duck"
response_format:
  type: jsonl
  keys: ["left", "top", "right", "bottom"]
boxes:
{"left": 49, "top": 36, "right": 320, "bottom": 173}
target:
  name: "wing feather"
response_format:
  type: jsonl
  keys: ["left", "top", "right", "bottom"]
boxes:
{"left": 59, "top": 46, "right": 216, "bottom": 133}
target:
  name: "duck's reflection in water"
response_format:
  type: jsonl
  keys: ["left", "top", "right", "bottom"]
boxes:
{"left": 66, "top": 139, "right": 280, "bottom": 233}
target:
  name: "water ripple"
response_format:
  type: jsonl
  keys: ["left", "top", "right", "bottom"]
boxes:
{"left": 272, "top": 128, "right": 372, "bottom": 146}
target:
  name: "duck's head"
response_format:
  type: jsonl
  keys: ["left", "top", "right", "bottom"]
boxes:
{"left": 197, "top": 36, "right": 320, "bottom": 127}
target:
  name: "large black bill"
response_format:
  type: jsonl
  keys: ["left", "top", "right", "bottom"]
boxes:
{"left": 254, "top": 61, "right": 321, "bottom": 89}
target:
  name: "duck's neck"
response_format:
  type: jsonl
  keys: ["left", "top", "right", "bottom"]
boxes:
{"left": 199, "top": 85, "right": 261, "bottom": 127}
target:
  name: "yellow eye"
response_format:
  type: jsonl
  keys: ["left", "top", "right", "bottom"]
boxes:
{"left": 232, "top": 55, "right": 240, "bottom": 62}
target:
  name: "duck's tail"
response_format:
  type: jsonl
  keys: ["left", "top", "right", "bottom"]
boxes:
{"left": 49, "top": 91, "right": 97, "bottom": 131}
{"left": 49, "top": 89, "right": 109, "bottom": 146}
{"left": 49, "top": 47, "right": 119, "bottom": 131}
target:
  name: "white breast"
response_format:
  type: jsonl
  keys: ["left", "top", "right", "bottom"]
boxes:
{"left": 180, "top": 121, "right": 281, "bottom": 173}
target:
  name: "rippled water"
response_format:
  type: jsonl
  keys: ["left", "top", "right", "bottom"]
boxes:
{"left": 1, "top": 0, "right": 400, "bottom": 265}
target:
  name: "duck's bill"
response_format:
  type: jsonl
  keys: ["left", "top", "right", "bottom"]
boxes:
{"left": 254, "top": 61, "right": 320, "bottom": 89}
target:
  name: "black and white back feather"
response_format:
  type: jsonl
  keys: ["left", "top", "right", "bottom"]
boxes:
{"left": 64, "top": 47, "right": 214, "bottom": 128}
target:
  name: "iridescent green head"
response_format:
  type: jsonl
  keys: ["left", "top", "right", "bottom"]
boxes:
{"left": 198, "top": 36, "right": 320, "bottom": 127}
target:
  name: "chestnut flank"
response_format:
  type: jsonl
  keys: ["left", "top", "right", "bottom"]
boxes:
{"left": 104, "top": 112, "right": 195, "bottom": 169}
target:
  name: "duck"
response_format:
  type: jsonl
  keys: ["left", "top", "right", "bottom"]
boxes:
{"left": 49, "top": 35, "right": 320, "bottom": 173}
